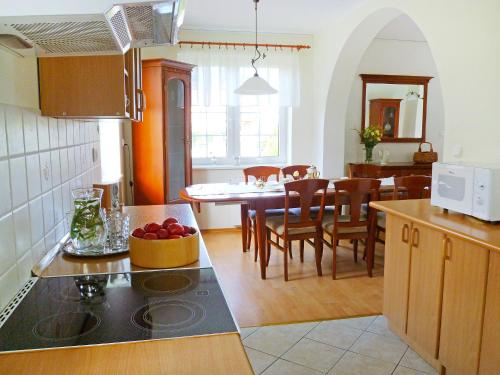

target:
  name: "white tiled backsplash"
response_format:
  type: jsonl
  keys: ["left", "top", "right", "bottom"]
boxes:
{"left": 0, "top": 103, "right": 101, "bottom": 309}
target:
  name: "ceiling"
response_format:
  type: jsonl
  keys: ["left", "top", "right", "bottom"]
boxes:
{"left": 183, "top": 0, "right": 367, "bottom": 34}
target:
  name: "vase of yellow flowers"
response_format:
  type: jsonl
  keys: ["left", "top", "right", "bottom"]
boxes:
{"left": 357, "top": 126, "right": 382, "bottom": 163}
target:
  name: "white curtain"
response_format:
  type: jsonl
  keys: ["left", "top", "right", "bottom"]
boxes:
{"left": 177, "top": 46, "right": 300, "bottom": 107}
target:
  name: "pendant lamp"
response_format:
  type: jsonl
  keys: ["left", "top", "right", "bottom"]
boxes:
{"left": 234, "top": 0, "right": 277, "bottom": 95}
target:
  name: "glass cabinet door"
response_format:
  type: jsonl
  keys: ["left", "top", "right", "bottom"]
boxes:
{"left": 166, "top": 78, "right": 186, "bottom": 202}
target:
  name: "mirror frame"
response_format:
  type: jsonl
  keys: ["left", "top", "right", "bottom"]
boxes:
{"left": 360, "top": 74, "right": 433, "bottom": 143}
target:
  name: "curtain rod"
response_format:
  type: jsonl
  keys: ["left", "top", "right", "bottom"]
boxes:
{"left": 178, "top": 40, "right": 311, "bottom": 51}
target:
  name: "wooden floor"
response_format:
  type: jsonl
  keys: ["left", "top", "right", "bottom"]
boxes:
{"left": 202, "top": 229, "right": 384, "bottom": 328}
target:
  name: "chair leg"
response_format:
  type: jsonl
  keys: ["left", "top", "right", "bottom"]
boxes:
{"left": 299, "top": 240, "right": 304, "bottom": 262}
{"left": 288, "top": 241, "right": 293, "bottom": 259}
{"left": 240, "top": 205, "right": 248, "bottom": 252}
{"left": 353, "top": 240, "right": 358, "bottom": 263}
{"left": 247, "top": 218, "right": 252, "bottom": 251}
{"left": 335, "top": 239, "right": 340, "bottom": 246}
{"left": 314, "top": 234, "right": 323, "bottom": 276}
{"left": 253, "top": 221, "right": 258, "bottom": 261}
{"left": 266, "top": 229, "right": 271, "bottom": 267}
{"left": 332, "top": 236, "right": 337, "bottom": 280}
{"left": 284, "top": 242, "right": 289, "bottom": 281}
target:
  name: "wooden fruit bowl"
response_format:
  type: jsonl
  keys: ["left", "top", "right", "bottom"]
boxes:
{"left": 129, "top": 231, "right": 200, "bottom": 268}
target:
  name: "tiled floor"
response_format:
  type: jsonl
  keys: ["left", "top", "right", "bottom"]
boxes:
{"left": 241, "top": 315, "right": 438, "bottom": 375}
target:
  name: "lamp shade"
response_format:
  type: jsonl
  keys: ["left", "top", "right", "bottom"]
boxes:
{"left": 234, "top": 74, "right": 277, "bottom": 95}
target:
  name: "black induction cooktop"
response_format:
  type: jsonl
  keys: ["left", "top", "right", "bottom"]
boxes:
{"left": 0, "top": 268, "right": 238, "bottom": 353}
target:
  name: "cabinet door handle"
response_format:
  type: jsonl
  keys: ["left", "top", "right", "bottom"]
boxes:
{"left": 411, "top": 228, "right": 419, "bottom": 248}
{"left": 137, "top": 89, "right": 146, "bottom": 112}
{"left": 401, "top": 224, "right": 409, "bottom": 243}
{"left": 444, "top": 238, "right": 452, "bottom": 260}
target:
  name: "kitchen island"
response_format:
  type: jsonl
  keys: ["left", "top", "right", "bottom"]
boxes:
{"left": 0, "top": 204, "right": 252, "bottom": 375}
{"left": 371, "top": 199, "right": 499, "bottom": 375}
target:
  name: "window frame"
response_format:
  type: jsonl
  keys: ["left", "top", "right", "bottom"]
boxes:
{"left": 192, "top": 105, "right": 288, "bottom": 166}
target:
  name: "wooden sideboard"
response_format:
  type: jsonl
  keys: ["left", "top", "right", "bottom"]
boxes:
{"left": 348, "top": 162, "right": 432, "bottom": 178}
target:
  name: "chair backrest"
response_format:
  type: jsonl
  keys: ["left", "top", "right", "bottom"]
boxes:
{"left": 333, "top": 178, "right": 381, "bottom": 229}
{"left": 283, "top": 179, "right": 330, "bottom": 234}
{"left": 243, "top": 166, "right": 281, "bottom": 183}
{"left": 281, "top": 165, "right": 310, "bottom": 179}
{"left": 393, "top": 175, "right": 432, "bottom": 200}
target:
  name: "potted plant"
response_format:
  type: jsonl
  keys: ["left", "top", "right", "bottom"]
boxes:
{"left": 357, "top": 125, "right": 382, "bottom": 163}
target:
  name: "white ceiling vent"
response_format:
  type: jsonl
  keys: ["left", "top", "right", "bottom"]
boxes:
{"left": 105, "top": 6, "right": 132, "bottom": 52}
{"left": 9, "top": 20, "right": 119, "bottom": 55}
{"left": 0, "top": 0, "right": 185, "bottom": 57}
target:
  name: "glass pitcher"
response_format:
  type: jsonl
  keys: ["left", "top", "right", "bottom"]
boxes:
{"left": 70, "top": 188, "right": 107, "bottom": 250}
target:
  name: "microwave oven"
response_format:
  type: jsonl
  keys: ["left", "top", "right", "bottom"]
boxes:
{"left": 431, "top": 162, "right": 500, "bottom": 222}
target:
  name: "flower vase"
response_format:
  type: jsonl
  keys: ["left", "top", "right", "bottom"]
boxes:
{"left": 365, "top": 145, "right": 374, "bottom": 163}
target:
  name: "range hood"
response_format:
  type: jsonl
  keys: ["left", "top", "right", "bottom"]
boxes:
{"left": 0, "top": 0, "right": 186, "bottom": 57}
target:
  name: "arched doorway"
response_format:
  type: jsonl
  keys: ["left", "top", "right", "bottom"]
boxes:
{"left": 320, "top": 8, "right": 444, "bottom": 177}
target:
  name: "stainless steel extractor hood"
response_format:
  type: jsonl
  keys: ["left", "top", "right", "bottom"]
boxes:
{"left": 0, "top": 0, "right": 186, "bottom": 57}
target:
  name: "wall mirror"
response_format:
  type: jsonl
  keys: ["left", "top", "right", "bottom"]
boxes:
{"left": 361, "top": 74, "right": 432, "bottom": 142}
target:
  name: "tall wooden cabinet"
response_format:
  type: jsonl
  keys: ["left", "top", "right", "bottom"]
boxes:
{"left": 132, "top": 59, "right": 195, "bottom": 205}
{"left": 369, "top": 98, "right": 402, "bottom": 139}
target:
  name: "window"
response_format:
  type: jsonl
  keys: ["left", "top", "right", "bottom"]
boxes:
{"left": 179, "top": 48, "right": 299, "bottom": 166}
{"left": 192, "top": 104, "right": 288, "bottom": 165}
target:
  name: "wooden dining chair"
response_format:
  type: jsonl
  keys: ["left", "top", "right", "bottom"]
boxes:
{"left": 376, "top": 175, "right": 432, "bottom": 243}
{"left": 265, "top": 179, "right": 329, "bottom": 281}
{"left": 241, "top": 166, "right": 282, "bottom": 260}
{"left": 281, "top": 165, "right": 309, "bottom": 179}
{"left": 322, "top": 178, "right": 381, "bottom": 279}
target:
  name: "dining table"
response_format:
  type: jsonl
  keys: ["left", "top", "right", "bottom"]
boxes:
{"left": 180, "top": 178, "right": 395, "bottom": 280}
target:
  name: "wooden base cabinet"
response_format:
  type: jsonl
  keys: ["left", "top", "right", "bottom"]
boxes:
{"left": 439, "top": 237, "right": 489, "bottom": 375}
{"left": 382, "top": 211, "right": 497, "bottom": 375}
{"left": 384, "top": 217, "right": 445, "bottom": 367}
{"left": 383, "top": 215, "right": 412, "bottom": 336}
{"left": 406, "top": 224, "right": 445, "bottom": 360}
{"left": 479, "top": 252, "right": 500, "bottom": 375}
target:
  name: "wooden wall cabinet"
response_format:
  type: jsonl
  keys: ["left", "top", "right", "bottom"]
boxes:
{"left": 38, "top": 49, "right": 143, "bottom": 120}
{"left": 383, "top": 212, "right": 496, "bottom": 375}
{"left": 132, "top": 59, "right": 194, "bottom": 205}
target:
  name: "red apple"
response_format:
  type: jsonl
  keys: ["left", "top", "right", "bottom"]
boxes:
{"left": 144, "top": 222, "right": 162, "bottom": 233}
{"left": 182, "top": 225, "right": 191, "bottom": 234}
{"left": 168, "top": 234, "right": 182, "bottom": 239}
{"left": 143, "top": 232, "right": 158, "bottom": 240}
{"left": 182, "top": 233, "right": 191, "bottom": 237}
{"left": 157, "top": 228, "right": 169, "bottom": 239}
{"left": 168, "top": 223, "right": 185, "bottom": 236}
{"left": 132, "top": 228, "right": 146, "bottom": 238}
{"left": 162, "top": 217, "right": 178, "bottom": 228}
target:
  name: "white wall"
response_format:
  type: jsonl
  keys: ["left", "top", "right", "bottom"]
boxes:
{"left": 344, "top": 37, "right": 444, "bottom": 167}
{"left": 0, "top": 48, "right": 111, "bottom": 309}
{"left": 314, "top": 0, "right": 500, "bottom": 178}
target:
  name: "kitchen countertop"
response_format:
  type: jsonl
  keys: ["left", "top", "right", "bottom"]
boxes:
{"left": 370, "top": 199, "right": 500, "bottom": 252}
{"left": 33, "top": 204, "right": 212, "bottom": 277}
{"left": 0, "top": 333, "right": 252, "bottom": 375}
{"left": 16, "top": 203, "right": 252, "bottom": 374}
